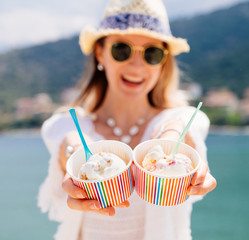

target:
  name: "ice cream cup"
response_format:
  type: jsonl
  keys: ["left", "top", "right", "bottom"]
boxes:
{"left": 133, "top": 139, "right": 201, "bottom": 206}
{"left": 66, "top": 140, "right": 134, "bottom": 208}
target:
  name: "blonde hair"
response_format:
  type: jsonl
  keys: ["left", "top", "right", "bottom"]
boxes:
{"left": 72, "top": 39, "right": 187, "bottom": 112}
{"left": 150, "top": 54, "right": 187, "bottom": 108}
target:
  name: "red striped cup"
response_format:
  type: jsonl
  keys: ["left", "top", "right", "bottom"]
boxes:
{"left": 66, "top": 140, "right": 134, "bottom": 208}
{"left": 133, "top": 139, "right": 201, "bottom": 206}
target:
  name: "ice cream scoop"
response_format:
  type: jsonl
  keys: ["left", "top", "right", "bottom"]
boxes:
{"left": 78, "top": 152, "right": 126, "bottom": 180}
{"left": 142, "top": 145, "right": 194, "bottom": 177}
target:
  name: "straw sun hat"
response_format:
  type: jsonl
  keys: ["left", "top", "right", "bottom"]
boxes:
{"left": 79, "top": 0, "right": 190, "bottom": 56}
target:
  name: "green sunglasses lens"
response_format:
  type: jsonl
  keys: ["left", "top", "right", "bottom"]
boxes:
{"left": 111, "top": 42, "right": 165, "bottom": 65}
{"left": 111, "top": 43, "right": 131, "bottom": 61}
{"left": 144, "top": 46, "right": 164, "bottom": 65}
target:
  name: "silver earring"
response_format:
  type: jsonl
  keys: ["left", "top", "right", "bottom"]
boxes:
{"left": 97, "top": 63, "right": 104, "bottom": 71}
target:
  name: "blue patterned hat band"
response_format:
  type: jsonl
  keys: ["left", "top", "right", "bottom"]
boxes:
{"left": 99, "top": 13, "right": 172, "bottom": 36}
{"left": 79, "top": 0, "right": 190, "bottom": 55}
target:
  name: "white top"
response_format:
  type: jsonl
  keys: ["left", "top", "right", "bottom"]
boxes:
{"left": 38, "top": 106, "right": 210, "bottom": 240}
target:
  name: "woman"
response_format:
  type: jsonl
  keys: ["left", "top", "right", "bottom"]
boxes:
{"left": 38, "top": 0, "right": 216, "bottom": 239}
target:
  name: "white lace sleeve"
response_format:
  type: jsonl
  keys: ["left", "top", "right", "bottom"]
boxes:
{"left": 37, "top": 114, "right": 74, "bottom": 221}
{"left": 37, "top": 113, "right": 87, "bottom": 239}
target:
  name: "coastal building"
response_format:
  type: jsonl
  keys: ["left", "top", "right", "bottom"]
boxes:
{"left": 203, "top": 88, "right": 239, "bottom": 110}
{"left": 15, "top": 93, "right": 55, "bottom": 120}
{"left": 238, "top": 88, "right": 249, "bottom": 122}
{"left": 15, "top": 98, "right": 34, "bottom": 119}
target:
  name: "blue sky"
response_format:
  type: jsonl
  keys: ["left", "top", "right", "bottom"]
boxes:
{"left": 0, "top": 0, "right": 246, "bottom": 52}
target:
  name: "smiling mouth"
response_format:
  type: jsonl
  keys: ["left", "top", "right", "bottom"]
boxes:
{"left": 121, "top": 75, "right": 144, "bottom": 85}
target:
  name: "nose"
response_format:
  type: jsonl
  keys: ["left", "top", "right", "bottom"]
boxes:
{"left": 129, "top": 50, "right": 144, "bottom": 67}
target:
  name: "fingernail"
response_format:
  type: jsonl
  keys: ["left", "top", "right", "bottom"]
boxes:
{"left": 108, "top": 209, "right": 115, "bottom": 216}
{"left": 90, "top": 203, "right": 97, "bottom": 209}
{"left": 124, "top": 202, "right": 129, "bottom": 208}
{"left": 104, "top": 211, "right": 110, "bottom": 216}
{"left": 190, "top": 188, "right": 197, "bottom": 194}
{"left": 76, "top": 192, "right": 85, "bottom": 199}
{"left": 90, "top": 202, "right": 100, "bottom": 209}
{"left": 192, "top": 174, "right": 198, "bottom": 185}
{"left": 118, "top": 202, "right": 126, "bottom": 208}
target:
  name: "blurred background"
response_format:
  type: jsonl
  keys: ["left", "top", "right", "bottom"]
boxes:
{"left": 0, "top": 0, "right": 248, "bottom": 239}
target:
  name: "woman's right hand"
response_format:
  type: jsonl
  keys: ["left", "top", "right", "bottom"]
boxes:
{"left": 62, "top": 175, "right": 130, "bottom": 216}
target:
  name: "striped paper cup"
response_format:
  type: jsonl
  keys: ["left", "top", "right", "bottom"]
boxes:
{"left": 66, "top": 140, "right": 134, "bottom": 208}
{"left": 133, "top": 139, "right": 201, "bottom": 206}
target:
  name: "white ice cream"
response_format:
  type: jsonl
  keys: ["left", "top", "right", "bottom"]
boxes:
{"left": 142, "top": 145, "right": 194, "bottom": 177}
{"left": 78, "top": 152, "right": 126, "bottom": 180}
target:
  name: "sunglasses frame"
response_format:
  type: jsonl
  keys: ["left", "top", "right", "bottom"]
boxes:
{"left": 108, "top": 41, "right": 169, "bottom": 66}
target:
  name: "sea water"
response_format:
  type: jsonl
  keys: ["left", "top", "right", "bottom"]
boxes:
{"left": 0, "top": 131, "right": 248, "bottom": 240}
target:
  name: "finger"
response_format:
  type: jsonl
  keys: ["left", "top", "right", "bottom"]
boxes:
{"left": 191, "top": 162, "right": 208, "bottom": 185}
{"left": 67, "top": 196, "right": 101, "bottom": 211}
{"left": 190, "top": 172, "right": 198, "bottom": 185}
{"left": 94, "top": 207, "right": 116, "bottom": 216}
{"left": 115, "top": 200, "right": 130, "bottom": 208}
{"left": 67, "top": 196, "right": 117, "bottom": 216}
{"left": 62, "top": 177, "right": 87, "bottom": 199}
{"left": 188, "top": 173, "right": 217, "bottom": 195}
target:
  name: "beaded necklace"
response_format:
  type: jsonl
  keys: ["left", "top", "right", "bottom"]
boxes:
{"left": 106, "top": 117, "right": 146, "bottom": 144}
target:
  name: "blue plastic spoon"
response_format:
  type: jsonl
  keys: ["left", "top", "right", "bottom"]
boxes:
{"left": 69, "top": 108, "right": 93, "bottom": 162}
{"left": 171, "top": 102, "right": 203, "bottom": 156}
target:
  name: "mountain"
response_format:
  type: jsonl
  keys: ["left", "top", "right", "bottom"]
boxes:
{"left": 0, "top": 37, "right": 85, "bottom": 112}
{"left": 0, "top": 1, "right": 249, "bottom": 113}
{"left": 172, "top": 1, "right": 249, "bottom": 97}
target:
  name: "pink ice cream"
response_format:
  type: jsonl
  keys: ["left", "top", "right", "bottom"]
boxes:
{"left": 142, "top": 145, "right": 194, "bottom": 177}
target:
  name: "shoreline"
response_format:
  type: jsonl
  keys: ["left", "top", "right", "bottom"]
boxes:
{"left": 0, "top": 128, "right": 41, "bottom": 136}
{"left": 209, "top": 125, "right": 249, "bottom": 135}
{"left": 1, "top": 125, "right": 249, "bottom": 136}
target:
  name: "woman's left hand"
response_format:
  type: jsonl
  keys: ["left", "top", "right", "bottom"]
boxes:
{"left": 187, "top": 161, "right": 217, "bottom": 195}
{"left": 152, "top": 119, "right": 217, "bottom": 196}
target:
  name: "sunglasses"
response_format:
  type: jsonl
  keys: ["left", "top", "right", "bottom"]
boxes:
{"left": 109, "top": 42, "right": 169, "bottom": 65}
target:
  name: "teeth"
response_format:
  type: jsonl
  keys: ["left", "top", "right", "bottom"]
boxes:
{"left": 123, "top": 75, "right": 143, "bottom": 83}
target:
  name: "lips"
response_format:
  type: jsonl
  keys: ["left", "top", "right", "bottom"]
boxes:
{"left": 121, "top": 75, "right": 144, "bottom": 85}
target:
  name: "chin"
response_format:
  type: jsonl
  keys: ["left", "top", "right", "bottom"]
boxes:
{"left": 120, "top": 90, "right": 147, "bottom": 101}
